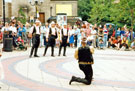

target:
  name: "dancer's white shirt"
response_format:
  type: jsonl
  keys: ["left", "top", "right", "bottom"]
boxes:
{"left": 30, "top": 25, "right": 40, "bottom": 35}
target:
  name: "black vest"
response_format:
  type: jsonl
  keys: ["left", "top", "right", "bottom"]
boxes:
{"left": 32, "top": 26, "right": 40, "bottom": 35}
{"left": 49, "top": 28, "right": 57, "bottom": 38}
{"left": 78, "top": 46, "right": 93, "bottom": 63}
{"left": 61, "top": 29, "right": 68, "bottom": 37}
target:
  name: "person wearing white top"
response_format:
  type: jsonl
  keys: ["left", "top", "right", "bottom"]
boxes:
{"left": 58, "top": 24, "right": 69, "bottom": 56}
{"left": 0, "top": 43, "right": 4, "bottom": 82}
{"left": 40, "top": 25, "right": 45, "bottom": 47}
{"left": 1, "top": 22, "right": 10, "bottom": 33}
{"left": 29, "top": 19, "right": 41, "bottom": 58}
{"left": 25, "top": 23, "right": 32, "bottom": 46}
{"left": 91, "top": 27, "right": 97, "bottom": 48}
{"left": 43, "top": 21, "right": 57, "bottom": 57}
{"left": 1, "top": 22, "right": 10, "bottom": 43}
{"left": 44, "top": 23, "right": 49, "bottom": 46}
{"left": 10, "top": 23, "right": 17, "bottom": 34}
{"left": 9, "top": 23, "right": 17, "bottom": 48}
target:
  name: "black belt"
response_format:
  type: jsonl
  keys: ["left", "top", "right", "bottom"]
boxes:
{"left": 36, "top": 34, "right": 40, "bottom": 36}
{"left": 51, "top": 35, "right": 56, "bottom": 37}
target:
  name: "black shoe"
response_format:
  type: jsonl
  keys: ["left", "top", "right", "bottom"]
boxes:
{"left": 69, "top": 76, "right": 76, "bottom": 85}
{"left": 63, "top": 54, "right": 66, "bottom": 56}
{"left": 34, "top": 55, "right": 40, "bottom": 57}
{"left": 43, "top": 54, "right": 46, "bottom": 56}
{"left": 58, "top": 54, "right": 60, "bottom": 56}
{"left": 29, "top": 55, "right": 32, "bottom": 58}
{"left": 51, "top": 55, "right": 55, "bottom": 57}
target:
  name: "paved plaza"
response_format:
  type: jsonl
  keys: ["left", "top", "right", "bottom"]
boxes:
{"left": 0, "top": 47, "right": 135, "bottom": 91}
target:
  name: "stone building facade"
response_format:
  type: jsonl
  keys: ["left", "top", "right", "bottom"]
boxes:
{"left": 0, "top": 0, "right": 2, "bottom": 17}
{"left": 12, "top": 0, "right": 78, "bottom": 23}
{"left": 0, "top": 0, "right": 12, "bottom": 21}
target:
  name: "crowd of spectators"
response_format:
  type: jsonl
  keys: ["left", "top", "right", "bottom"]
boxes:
{"left": 0, "top": 19, "right": 135, "bottom": 51}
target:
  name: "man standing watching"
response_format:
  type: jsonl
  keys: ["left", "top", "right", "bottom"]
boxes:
{"left": 69, "top": 37, "right": 94, "bottom": 85}
{"left": 29, "top": 19, "right": 41, "bottom": 58}
{"left": 58, "top": 24, "right": 69, "bottom": 56}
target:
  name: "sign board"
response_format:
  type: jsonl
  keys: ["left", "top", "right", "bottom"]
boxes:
{"left": 57, "top": 13, "right": 67, "bottom": 26}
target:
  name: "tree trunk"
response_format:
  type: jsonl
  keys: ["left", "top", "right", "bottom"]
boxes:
{"left": 131, "top": 9, "right": 134, "bottom": 42}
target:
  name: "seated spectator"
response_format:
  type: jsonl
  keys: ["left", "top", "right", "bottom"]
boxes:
{"left": 131, "top": 40, "right": 135, "bottom": 51}
{"left": 17, "top": 36, "right": 24, "bottom": 45}
{"left": 99, "top": 39, "right": 104, "bottom": 49}
{"left": 109, "top": 37, "right": 117, "bottom": 48}
{"left": 16, "top": 36, "right": 27, "bottom": 50}
{"left": 116, "top": 36, "right": 122, "bottom": 50}
{"left": 108, "top": 36, "right": 113, "bottom": 48}
{"left": 110, "top": 37, "right": 117, "bottom": 48}
{"left": 120, "top": 37, "right": 129, "bottom": 51}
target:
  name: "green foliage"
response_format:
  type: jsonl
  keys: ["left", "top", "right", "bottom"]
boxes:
{"left": 78, "top": 0, "right": 135, "bottom": 30}
{"left": 17, "top": 8, "right": 27, "bottom": 24}
{"left": 111, "top": 0, "right": 135, "bottom": 28}
{"left": 88, "top": 0, "right": 114, "bottom": 24}
{"left": 78, "top": 0, "right": 92, "bottom": 21}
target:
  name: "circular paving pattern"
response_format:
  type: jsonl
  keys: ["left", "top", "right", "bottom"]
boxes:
{"left": 0, "top": 50, "right": 135, "bottom": 91}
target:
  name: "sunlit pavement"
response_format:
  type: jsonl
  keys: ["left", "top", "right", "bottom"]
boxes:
{"left": 0, "top": 47, "right": 135, "bottom": 91}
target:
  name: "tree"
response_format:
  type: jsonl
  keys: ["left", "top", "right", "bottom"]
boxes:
{"left": 18, "top": 7, "right": 27, "bottom": 24}
{"left": 112, "top": 0, "right": 135, "bottom": 41}
{"left": 78, "top": 0, "right": 92, "bottom": 21}
{"left": 17, "top": 4, "right": 31, "bottom": 24}
{"left": 88, "top": 0, "right": 114, "bottom": 25}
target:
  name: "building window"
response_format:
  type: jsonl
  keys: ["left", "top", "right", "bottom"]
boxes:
{"left": 56, "top": 4, "right": 72, "bottom": 16}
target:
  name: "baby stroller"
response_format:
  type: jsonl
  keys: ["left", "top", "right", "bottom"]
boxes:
{"left": 16, "top": 37, "right": 27, "bottom": 51}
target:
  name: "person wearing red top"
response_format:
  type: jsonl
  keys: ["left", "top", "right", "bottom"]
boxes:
{"left": 17, "top": 36, "right": 24, "bottom": 45}
{"left": 110, "top": 37, "right": 117, "bottom": 48}
{"left": 17, "top": 36, "right": 27, "bottom": 50}
{"left": 0, "top": 31, "right": 3, "bottom": 43}
{"left": 85, "top": 23, "right": 91, "bottom": 37}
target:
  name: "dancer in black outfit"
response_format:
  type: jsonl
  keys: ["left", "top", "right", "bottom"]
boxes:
{"left": 58, "top": 24, "right": 69, "bottom": 56}
{"left": 43, "top": 21, "right": 57, "bottom": 57}
{"left": 29, "top": 19, "right": 41, "bottom": 58}
{"left": 69, "top": 37, "right": 94, "bottom": 85}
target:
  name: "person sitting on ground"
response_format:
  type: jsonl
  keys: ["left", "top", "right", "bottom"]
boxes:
{"left": 131, "top": 40, "right": 135, "bottom": 51}
{"left": 98, "top": 39, "right": 104, "bottom": 49}
{"left": 116, "top": 36, "right": 122, "bottom": 50}
{"left": 17, "top": 36, "right": 27, "bottom": 50}
{"left": 120, "top": 37, "right": 129, "bottom": 51}
{"left": 110, "top": 37, "right": 118, "bottom": 49}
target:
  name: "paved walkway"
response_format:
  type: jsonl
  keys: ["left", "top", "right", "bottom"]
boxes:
{"left": 0, "top": 47, "right": 135, "bottom": 91}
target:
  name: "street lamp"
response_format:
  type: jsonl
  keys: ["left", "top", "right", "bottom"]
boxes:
{"left": 28, "top": 0, "right": 44, "bottom": 19}
{"left": 3, "top": 0, "right": 5, "bottom": 26}
{"left": 50, "top": 7, "right": 53, "bottom": 16}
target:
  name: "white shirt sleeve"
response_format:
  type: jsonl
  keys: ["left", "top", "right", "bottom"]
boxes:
{"left": 46, "top": 28, "right": 49, "bottom": 39}
{"left": 29, "top": 26, "right": 34, "bottom": 34}
{"left": 1, "top": 27, "right": 5, "bottom": 32}
{"left": 14, "top": 27, "right": 17, "bottom": 33}
{"left": 60, "top": 29, "right": 62, "bottom": 41}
